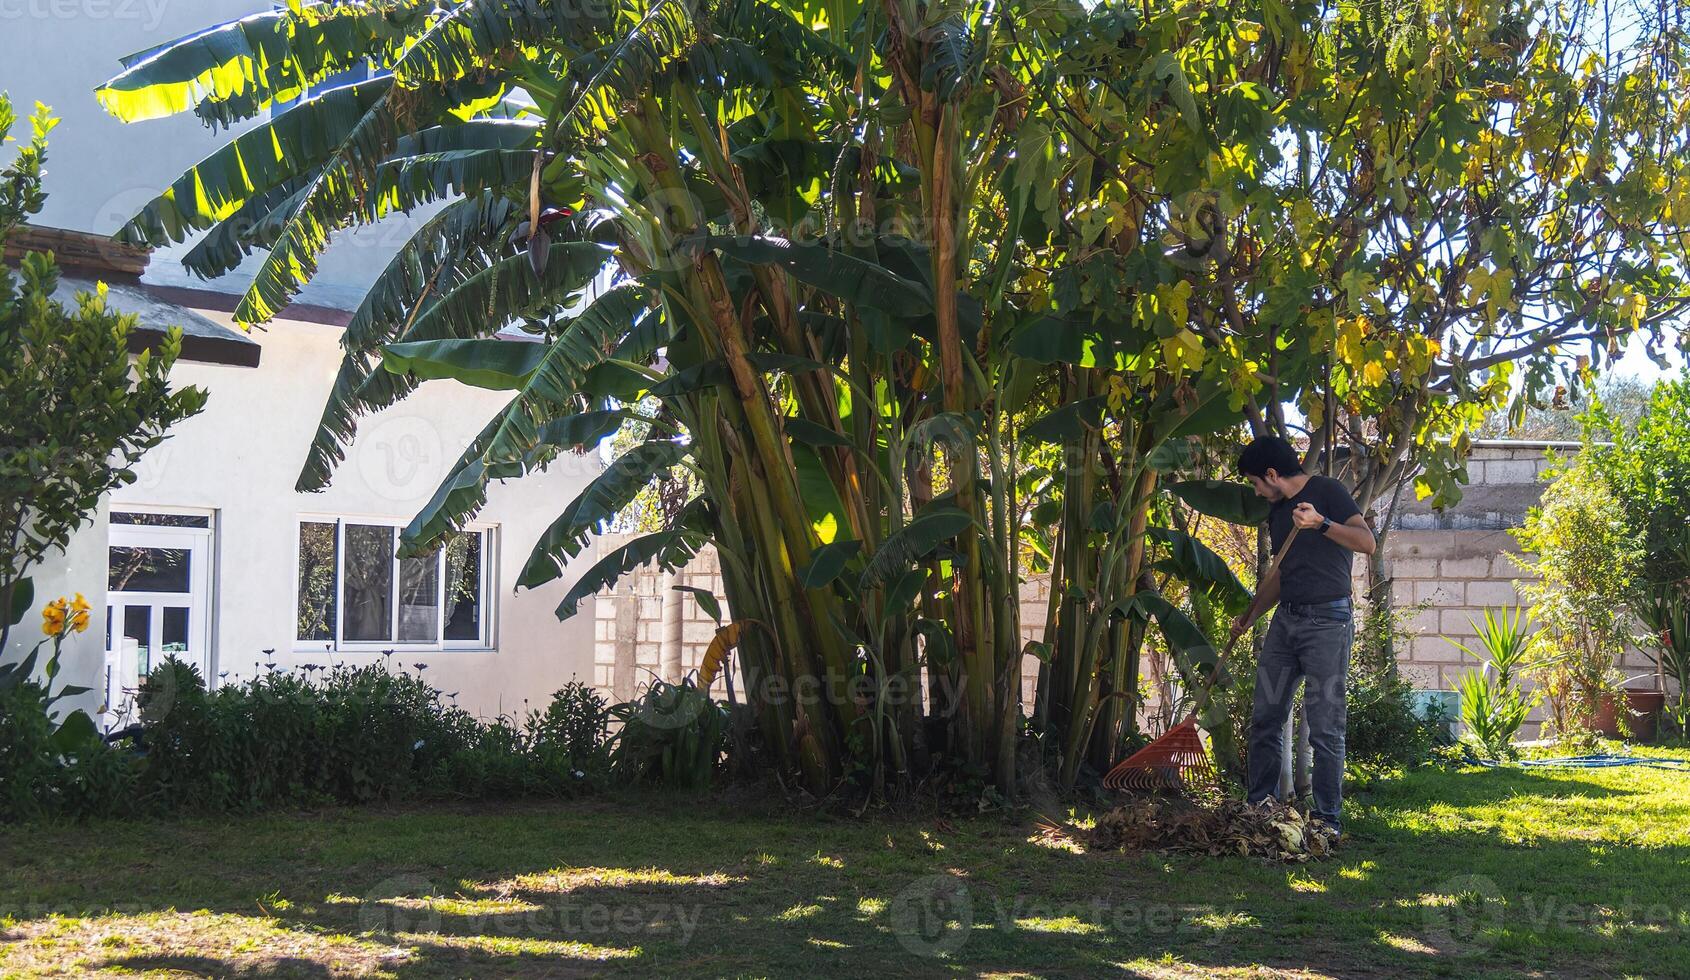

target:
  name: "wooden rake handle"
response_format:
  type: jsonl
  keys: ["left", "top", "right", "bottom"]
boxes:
{"left": 1193, "top": 524, "right": 1303, "bottom": 711}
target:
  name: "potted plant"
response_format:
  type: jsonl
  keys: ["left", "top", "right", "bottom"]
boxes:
{"left": 1626, "top": 568, "right": 1688, "bottom": 742}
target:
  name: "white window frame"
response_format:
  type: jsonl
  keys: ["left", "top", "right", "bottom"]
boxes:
{"left": 294, "top": 515, "right": 498, "bottom": 653}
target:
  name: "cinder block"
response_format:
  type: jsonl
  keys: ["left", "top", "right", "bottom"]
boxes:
{"left": 683, "top": 621, "right": 715, "bottom": 644}
{"left": 1439, "top": 666, "right": 1479, "bottom": 690}
{"left": 1405, "top": 608, "right": 1441, "bottom": 636}
{"left": 1466, "top": 581, "right": 1520, "bottom": 607}
{"left": 1399, "top": 663, "right": 1442, "bottom": 689}
{"left": 1619, "top": 647, "right": 1658, "bottom": 670}
{"left": 1413, "top": 580, "right": 1465, "bottom": 605}
{"left": 1486, "top": 460, "right": 1539, "bottom": 484}
{"left": 1413, "top": 636, "right": 1465, "bottom": 663}
{"left": 1441, "top": 608, "right": 1482, "bottom": 636}
{"left": 1391, "top": 531, "right": 1459, "bottom": 560}
{"left": 1441, "top": 557, "right": 1491, "bottom": 578}
{"left": 1492, "top": 552, "right": 1534, "bottom": 578}
{"left": 1393, "top": 558, "right": 1439, "bottom": 579}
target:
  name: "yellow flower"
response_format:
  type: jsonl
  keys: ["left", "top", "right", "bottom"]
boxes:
{"left": 41, "top": 597, "right": 67, "bottom": 637}
{"left": 68, "top": 592, "right": 91, "bottom": 633}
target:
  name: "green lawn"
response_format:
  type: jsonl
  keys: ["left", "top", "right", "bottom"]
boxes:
{"left": 3, "top": 754, "right": 1688, "bottom": 978}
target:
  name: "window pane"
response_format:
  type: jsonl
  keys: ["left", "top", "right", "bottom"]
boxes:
{"left": 397, "top": 553, "right": 440, "bottom": 642}
{"left": 112, "top": 512, "right": 209, "bottom": 528}
{"left": 162, "top": 606, "right": 189, "bottom": 654}
{"left": 343, "top": 524, "right": 394, "bottom": 641}
{"left": 123, "top": 606, "right": 151, "bottom": 674}
{"left": 444, "top": 533, "right": 483, "bottom": 642}
{"left": 109, "top": 546, "right": 191, "bottom": 593}
{"left": 297, "top": 522, "right": 338, "bottom": 642}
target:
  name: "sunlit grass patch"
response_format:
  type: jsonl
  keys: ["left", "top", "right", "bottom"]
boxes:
{"left": 1011, "top": 914, "right": 1106, "bottom": 935}
{"left": 774, "top": 902, "right": 824, "bottom": 921}
{"left": 500, "top": 867, "right": 743, "bottom": 895}
{"left": 0, "top": 911, "right": 397, "bottom": 978}
{"left": 1377, "top": 931, "right": 1437, "bottom": 955}
{"left": 1184, "top": 910, "right": 1259, "bottom": 932}
{"left": 406, "top": 931, "right": 639, "bottom": 961}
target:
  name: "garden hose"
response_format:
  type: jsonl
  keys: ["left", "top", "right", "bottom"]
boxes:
{"left": 1480, "top": 753, "right": 1690, "bottom": 772}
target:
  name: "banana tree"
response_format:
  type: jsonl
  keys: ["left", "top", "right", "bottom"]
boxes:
{"left": 92, "top": 0, "right": 1255, "bottom": 794}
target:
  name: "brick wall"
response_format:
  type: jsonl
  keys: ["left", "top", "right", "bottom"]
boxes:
{"left": 591, "top": 441, "right": 1672, "bottom": 734}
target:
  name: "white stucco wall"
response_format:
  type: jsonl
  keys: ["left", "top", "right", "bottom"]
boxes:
{"left": 0, "top": 501, "right": 110, "bottom": 722}
{"left": 98, "top": 311, "right": 603, "bottom": 721}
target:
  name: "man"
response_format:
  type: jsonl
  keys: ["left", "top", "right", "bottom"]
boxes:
{"left": 1227, "top": 435, "right": 1376, "bottom": 837}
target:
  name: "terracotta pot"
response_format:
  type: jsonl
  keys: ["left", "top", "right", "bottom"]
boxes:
{"left": 1593, "top": 690, "right": 1667, "bottom": 742}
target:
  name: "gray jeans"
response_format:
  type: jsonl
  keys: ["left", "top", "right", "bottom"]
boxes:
{"left": 1246, "top": 602, "right": 1352, "bottom": 828}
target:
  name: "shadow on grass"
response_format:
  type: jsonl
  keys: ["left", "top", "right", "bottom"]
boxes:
{"left": 3, "top": 770, "right": 1687, "bottom": 979}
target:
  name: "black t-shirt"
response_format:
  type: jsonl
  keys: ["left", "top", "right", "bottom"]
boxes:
{"left": 1268, "top": 475, "right": 1364, "bottom": 605}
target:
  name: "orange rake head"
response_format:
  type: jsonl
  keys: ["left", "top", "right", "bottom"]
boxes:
{"left": 1101, "top": 717, "right": 1218, "bottom": 792}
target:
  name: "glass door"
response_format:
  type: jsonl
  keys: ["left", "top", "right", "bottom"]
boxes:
{"left": 106, "top": 512, "right": 214, "bottom": 684}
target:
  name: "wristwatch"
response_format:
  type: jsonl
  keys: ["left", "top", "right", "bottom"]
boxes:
{"left": 1318, "top": 517, "right": 1332, "bottom": 535}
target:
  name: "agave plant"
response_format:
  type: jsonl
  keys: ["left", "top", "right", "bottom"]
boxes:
{"left": 96, "top": 0, "right": 1690, "bottom": 795}
{"left": 1451, "top": 608, "right": 1536, "bottom": 760}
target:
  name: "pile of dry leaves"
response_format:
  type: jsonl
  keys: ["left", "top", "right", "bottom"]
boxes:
{"left": 1091, "top": 796, "right": 1337, "bottom": 862}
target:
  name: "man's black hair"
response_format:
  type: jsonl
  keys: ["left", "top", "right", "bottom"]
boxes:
{"left": 1237, "top": 436, "right": 1304, "bottom": 480}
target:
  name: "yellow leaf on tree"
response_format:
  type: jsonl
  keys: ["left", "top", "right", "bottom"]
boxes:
{"left": 1619, "top": 292, "right": 1647, "bottom": 327}
{"left": 1362, "top": 360, "right": 1387, "bottom": 387}
{"left": 1160, "top": 280, "right": 1193, "bottom": 327}
{"left": 1160, "top": 328, "right": 1206, "bottom": 372}
{"left": 1335, "top": 316, "right": 1366, "bottom": 367}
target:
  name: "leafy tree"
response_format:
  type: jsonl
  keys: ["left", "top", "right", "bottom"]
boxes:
{"left": 0, "top": 96, "right": 208, "bottom": 653}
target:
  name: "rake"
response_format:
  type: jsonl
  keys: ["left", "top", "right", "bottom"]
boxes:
{"left": 1102, "top": 525, "right": 1304, "bottom": 792}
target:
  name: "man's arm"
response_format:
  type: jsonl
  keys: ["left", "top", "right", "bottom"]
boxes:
{"left": 1292, "top": 503, "right": 1376, "bottom": 555}
{"left": 1229, "top": 570, "right": 1280, "bottom": 639}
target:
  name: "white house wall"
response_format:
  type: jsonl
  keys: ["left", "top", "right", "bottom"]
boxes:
{"left": 103, "top": 310, "right": 603, "bottom": 721}
{"left": 0, "top": 502, "right": 110, "bottom": 720}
